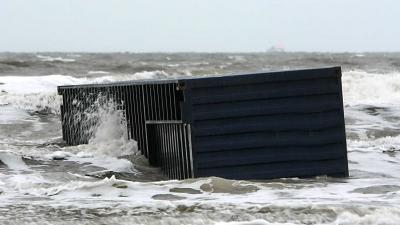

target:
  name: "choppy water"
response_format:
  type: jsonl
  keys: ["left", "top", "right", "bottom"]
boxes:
{"left": 0, "top": 52, "right": 400, "bottom": 225}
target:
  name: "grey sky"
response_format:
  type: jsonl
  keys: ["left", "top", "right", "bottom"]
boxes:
{"left": 0, "top": 0, "right": 399, "bottom": 52}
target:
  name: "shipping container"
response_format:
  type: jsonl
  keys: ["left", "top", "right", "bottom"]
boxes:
{"left": 58, "top": 67, "right": 348, "bottom": 179}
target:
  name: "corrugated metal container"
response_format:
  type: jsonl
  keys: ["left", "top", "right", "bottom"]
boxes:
{"left": 58, "top": 66, "right": 348, "bottom": 180}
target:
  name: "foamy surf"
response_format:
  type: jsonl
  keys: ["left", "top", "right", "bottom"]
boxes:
{"left": 0, "top": 151, "right": 29, "bottom": 171}
{"left": 0, "top": 70, "right": 171, "bottom": 114}
{"left": 1, "top": 83, "right": 140, "bottom": 176}
{"left": 342, "top": 70, "right": 400, "bottom": 106}
{"left": 1, "top": 52, "right": 400, "bottom": 225}
{"left": 0, "top": 70, "right": 399, "bottom": 114}
{"left": 36, "top": 55, "right": 76, "bottom": 63}
{"left": 1, "top": 174, "right": 400, "bottom": 224}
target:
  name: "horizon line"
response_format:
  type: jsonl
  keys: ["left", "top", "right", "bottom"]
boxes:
{"left": 1, "top": 50, "right": 400, "bottom": 54}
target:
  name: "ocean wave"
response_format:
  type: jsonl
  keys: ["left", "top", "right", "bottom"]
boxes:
{"left": 1, "top": 69, "right": 399, "bottom": 116}
{"left": 36, "top": 55, "right": 76, "bottom": 62}
{"left": 87, "top": 71, "right": 110, "bottom": 75}
{"left": 0, "top": 150, "right": 30, "bottom": 171}
{"left": 1, "top": 173, "right": 400, "bottom": 224}
{"left": 342, "top": 70, "right": 400, "bottom": 106}
{"left": 1, "top": 70, "right": 400, "bottom": 121}
{"left": 0, "top": 71, "right": 172, "bottom": 114}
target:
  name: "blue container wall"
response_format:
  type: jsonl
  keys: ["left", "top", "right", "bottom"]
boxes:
{"left": 184, "top": 67, "right": 348, "bottom": 179}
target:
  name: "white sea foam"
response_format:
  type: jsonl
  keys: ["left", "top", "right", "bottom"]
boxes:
{"left": 228, "top": 55, "right": 246, "bottom": 61}
{"left": 44, "top": 150, "right": 135, "bottom": 172}
{"left": 342, "top": 70, "right": 400, "bottom": 106}
{"left": 0, "top": 151, "right": 29, "bottom": 171}
{"left": 2, "top": 70, "right": 399, "bottom": 114}
{"left": 215, "top": 220, "right": 295, "bottom": 225}
{"left": 214, "top": 208, "right": 400, "bottom": 225}
{"left": 0, "top": 105, "right": 30, "bottom": 124}
{"left": 332, "top": 208, "right": 400, "bottom": 225}
{"left": 0, "top": 71, "right": 169, "bottom": 114}
{"left": 75, "top": 96, "right": 138, "bottom": 157}
{"left": 36, "top": 55, "right": 76, "bottom": 62}
{"left": 353, "top": 54, "right": 365, "bottom": 57}
{"left": 43, "top": 98, "right": 138, "bottom": 172}
{"left": 46, "top": 151, "right": 73, "bottom": 160}
{"left": 347, "top": 135, "right": 400, "bottom": 178}
{"left": 2, "top": 173, "right": 398, "bottom": 220}
{"left": 0, "top": 70, "right": 398, "bottom": 114}
{"left": 64, "top": 96, "right": 137, "bottom": 172}
{"left": 1, "top": 167, "right": 400, "bottom": 224}
{"left": 87, "top": 71, "right": 110, "bottom": 75}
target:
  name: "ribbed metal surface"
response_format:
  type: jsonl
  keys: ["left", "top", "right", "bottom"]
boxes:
{"left": 58, "top": 67, "right": 348, "bottom": 180}
{"left": 146, "top": 121, "right": 193, "bottom": 179}
{"left": 182, "top": 67, "right": 348, "bottom": 179}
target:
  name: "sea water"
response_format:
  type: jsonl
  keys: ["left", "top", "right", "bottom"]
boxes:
{"left": 0, "top": 52, "right": 400, "bottom": 224}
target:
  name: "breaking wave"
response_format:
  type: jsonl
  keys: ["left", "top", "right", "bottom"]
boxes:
{"left": 0, "top": 71, "right": 172, "bottom": 114}
{"left": 342, "top": 70, "right": 400, "bottom": 106}
{"left": 36, "top": 55, "right": 76, "bottom": 63}
{"left": 1, "top": 70, "right": 399, "bottom": 114}
{"left": 66, "top": 96, "right": 138, "bottom": 158}
{"left": 1, "top": 174, "right": 400, "bottom": 224}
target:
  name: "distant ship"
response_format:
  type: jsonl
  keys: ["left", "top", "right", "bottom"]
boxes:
{"left": 267, "top": 45, "right": 285, "bottom": 53}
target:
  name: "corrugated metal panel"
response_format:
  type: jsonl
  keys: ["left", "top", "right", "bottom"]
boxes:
{"left": 146, "top": 121, "right": 193, "bottom": 179}
{"left": 195, "top": 158, "right": 346, "bottom": 180}
{"left": 183, "top": 67, "right": 348, "bottom": 179}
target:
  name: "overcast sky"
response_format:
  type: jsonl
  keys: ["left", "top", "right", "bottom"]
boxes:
{"left": 0, "top": 0, "right": 399, "bottom": 52}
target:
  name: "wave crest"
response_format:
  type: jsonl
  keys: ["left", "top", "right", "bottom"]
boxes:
{"left": 0, "top": 71, "right": 171, "bottom": 114}
{"left": 342, "top": 71, "right": 400, "bottom": 106}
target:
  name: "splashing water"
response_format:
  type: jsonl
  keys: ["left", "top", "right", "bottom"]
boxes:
{"left": 75, "top": 96, "right": 138, "bottom": 158}
{"left": 47, "top": 96, "right": 142, "bottom": 174}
